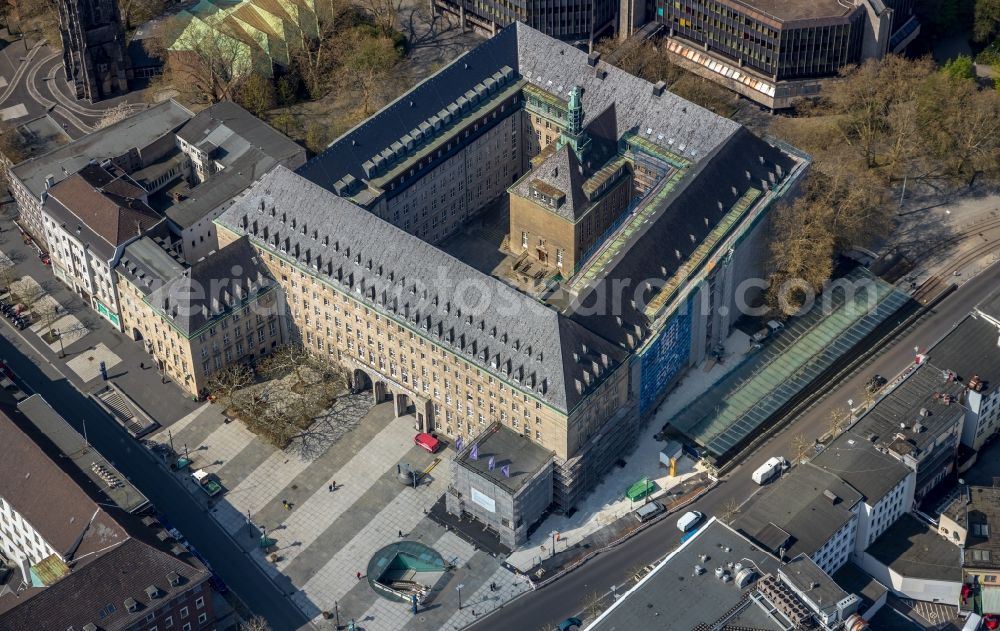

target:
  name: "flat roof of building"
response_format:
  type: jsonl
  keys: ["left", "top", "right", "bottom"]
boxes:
{"left": 730, "top": 0, "right": 856, "bottom": 22}
{"left": 10, "top": 100, "right": 192, "bottom": 198}
{"left": 926, "top": 314, "right": 1000, "bottom": 399}
{"left": 17, "top": 395, "right": 149, "bottom": 513}
{"left": 456, "top": 423, "right": 553, "bottom": 494}
{"left": 733, "top": 462, "right": 862, "bottom": 559}
{"left": 780, "top": 554, "right": 849, "bottom": 613}
{"left": 849, "top": 362, "right": 967, "bottom": 458}
{"left": 833, "top": 562, "right": 888, "bottom": 612}
{"left": 811, "top": 429, "right": 912, "bottom": 504}
{"left": 867, "top": 513, "right": 961, "bottom": 582}
{"left": 588, "top": 518, "right": 784, "bottom": 631}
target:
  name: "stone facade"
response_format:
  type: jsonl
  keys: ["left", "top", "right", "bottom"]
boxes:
{"left": 58, "top": 0, "right": 130, "bottom": 101}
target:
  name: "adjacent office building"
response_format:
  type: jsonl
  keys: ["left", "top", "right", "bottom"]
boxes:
{"left": 654, "top": 0, "right": 921, "bottom": 108}
{"left": 0, "top": 396, "right": 217, "bottom": 630}
{"left": 433, "top": 0, "right": 617, "bottom": 43}
{"left": 6, "top": 100, "right": 193, "bottom": 248}
{"left": 586, "top": 518, "right": 866, "bottom": 631}
{"left": 42, "top": 163, "right": 166, "bottom": 329}
{"left": 734, "top": 431, "right": 914, "bottom": 576}
{"left": 117, "top": 235, "right": 286, "bottom": 397}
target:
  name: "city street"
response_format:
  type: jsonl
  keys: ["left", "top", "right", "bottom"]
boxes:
{"left": 0, "top": 35, "right": 145, "bottom": 136}
{"left": 467, "top": 260, "right": 1000, "bottom": 631}
{"left": 0, "top": 324, "right": 313, "bottom": 630}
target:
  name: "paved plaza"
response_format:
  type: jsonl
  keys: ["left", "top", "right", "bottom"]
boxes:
{"left": 150, "top": 396, "right": 530, "bottom": 630}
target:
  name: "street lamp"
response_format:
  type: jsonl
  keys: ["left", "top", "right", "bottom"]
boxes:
{"left": 456, "top": 583, "right": 465, "bottom": 610}
{"left": 55, "top": 327, "right": 65, "bottom": 358}
{"left": 847, "top": 399, "right": 854, "bottom": 422}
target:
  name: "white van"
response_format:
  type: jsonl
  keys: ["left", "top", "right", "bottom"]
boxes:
{"left": 676, "top": 511, "right": 703, "bottom": 532}
{"left": 752, "top": 456, "right": 788, "bottom": 485}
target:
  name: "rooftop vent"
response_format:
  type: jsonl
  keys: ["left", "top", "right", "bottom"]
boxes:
{"left": 823, "top": 489, "right": 840, "bottom": 504}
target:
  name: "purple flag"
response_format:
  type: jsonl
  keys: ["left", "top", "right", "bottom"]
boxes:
{"left": 501, "top": 464, "right": 510, "bottom": 478}
{"left": 470, "top": 444, "right": 479, "bottom": 460}
{"left": 488, "top": 456, "right": 496, "bottom": 471}
{"left": 456, "top": 437, "right": 463, "bottom": 453}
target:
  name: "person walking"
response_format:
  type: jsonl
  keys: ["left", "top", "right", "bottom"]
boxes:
{"left": 356, "top": 571, "right": 362, "bottom": 580}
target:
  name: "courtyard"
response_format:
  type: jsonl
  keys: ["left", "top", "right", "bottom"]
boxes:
{"left": 147, "top": 394, "right": 531, "bottom": 630}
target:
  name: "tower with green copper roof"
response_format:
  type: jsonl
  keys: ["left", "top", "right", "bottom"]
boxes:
{"left": 558, "top": 85, "right": 590, "bottom": 161}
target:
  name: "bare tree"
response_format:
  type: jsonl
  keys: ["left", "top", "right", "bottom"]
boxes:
{"left": 790, "top": 434, "right": 810, "bottom": 464}
{"left": 336, "top": 28, "right": 401, "bottom": 116}
{"left": 260, "top": 343, "right": 319, "bottom": 386}
{"left": 240, "top": 616, "right": 271, "bottom": 631}
{"left": 720, "top": 497, "right": 741, "bottom": 524}
{"left": 291, "top": 0, "right": 354, "bottom": 99}
{"left": 827, "top": 407, "right": 849, "bottom": 440}
{"left": 583, "top": 592, "right": 606, "bottom": 620}
{"left": 358, "top": 0, "right": 403, "bottom": 35}
{"left": 164, "top": 17, "right": 257, "bottom": 104}
{"left": 117, "top": 0, "right": 166, "bottom": 29}
{"left": 237, "top": 74, "right": 276, "bottom": 119}
{"left": 208, "top": 363, "right": 254, "bottom": 412}
{"left": 9, "top": 278, "right": 43, "bottom": 312}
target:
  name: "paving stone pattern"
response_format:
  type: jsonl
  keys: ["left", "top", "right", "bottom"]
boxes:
{"left": 152, "top": 396, "right": 526, "bottom": 630}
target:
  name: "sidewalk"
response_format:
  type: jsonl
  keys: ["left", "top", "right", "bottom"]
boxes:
{"left": 0, "top": 219, "right": 201, "bottom": 425}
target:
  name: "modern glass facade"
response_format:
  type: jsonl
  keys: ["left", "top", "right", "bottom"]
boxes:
{"left": 436, "top": 0, "right": 617, "bottom": 41}
{"left": 657, "top": 0, "right": 866, "bottom": 80}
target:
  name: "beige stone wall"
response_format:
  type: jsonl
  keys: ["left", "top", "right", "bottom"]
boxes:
{"left": 379, "top": 103, "right": 522, "bottom": 244}
{"left": 117, "top": 273, "right": 284, "bottom": 397}
{"left": 510, "top": 169, "right": 632, "bottom": 274}
{"left": 225, "top": 226, "right": 580, "bottom": 459}
{"left": 509, "top": 193, "right": 576, "bottom": 272}
{"left": 574, "top": 176, "right": 632, "bottom": 259}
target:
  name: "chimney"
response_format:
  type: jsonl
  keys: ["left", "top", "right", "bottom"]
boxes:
{"left": 45, "top": 174, "right": 55, "bottom": 189}
{"left": 652, "top": 81, "right": 666, "bottom": 97}
{"left": 587, "top": 51, "right": 601, "bottom": 67}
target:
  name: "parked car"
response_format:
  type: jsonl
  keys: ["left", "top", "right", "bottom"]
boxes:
{"left": 558, "top": 618, "right": 583, "bottom": 631}
{"left": 414, "top": 432, "right": 441, "bottom": 453}
{"left": 633, "top": 501, "right": 664, "bottom": 523}
{"left": 676, "top": 510, "right": 703, "bottom": 532}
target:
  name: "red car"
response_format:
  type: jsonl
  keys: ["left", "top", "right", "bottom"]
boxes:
{"left": 414, "top": 433, "right": 441, "bottom": 453}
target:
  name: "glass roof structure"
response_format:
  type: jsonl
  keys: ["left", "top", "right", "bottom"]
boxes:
{"left": 669, "top": 268, "right": 912, "bottom": 462}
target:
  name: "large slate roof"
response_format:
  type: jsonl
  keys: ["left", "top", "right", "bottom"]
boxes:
{"left": 298, "top": 21, "right": 739, "bottom": 191}
{"left": 217, "top": 167, "right": 628, "bottom": 412}
{"left": 511, "top": 145, "right": 589, "bottom": 221}
{"left": 0, "top": 538, "right": 211, "bottom": 631}
{"left": 146, "top": 235, "right": 277, "bottom": 336}
{"left": 568, "top": 127, "right": 795, "bottom": 346}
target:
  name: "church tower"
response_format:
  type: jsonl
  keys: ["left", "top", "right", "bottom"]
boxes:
{"left": 58, "top": 0, "right": 130, "bottom": 101}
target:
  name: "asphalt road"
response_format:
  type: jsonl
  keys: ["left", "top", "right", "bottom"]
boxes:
{"left": 0, "top": 326, "right": 312, "bottom": 631}
{"left": 468, "top": 261, "right": 1000, "bottom": 631}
